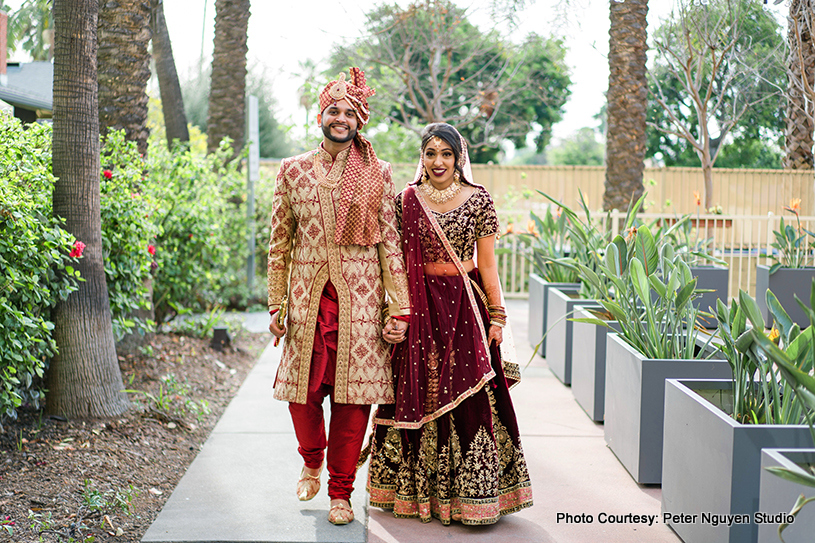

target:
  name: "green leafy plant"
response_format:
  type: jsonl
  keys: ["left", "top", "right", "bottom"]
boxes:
{"left": 714, "top": 290, "right": 813, "bottom": 426}
{"left": 574, "top": 224, "right": 717, "bottom": 360}
{"left": 99, "top": 130, "right": 159, "bottom": 340}
{"left": 122, "top": 382, "right": 173, "bottom": 412}
{"left": 0, "top": 115, "right": 81, "bottom": 425}
{"left": 661, "top": 214, "right": 728, "bottom": 268}
{"left": 145, "top": 138, "right": 258, "bottom": 323}
{"left": 769, "top": 198, "right": 815, "bottom": 273}
{"left": 1, "top": 515, "right": 15, "bottom": 536}
{"left": 123, "top": 373, "right": 210, "bottom": 422}
{"left": 519, "top": 206, "right": 579, "bottom": 283}
{"left": 743, "top": 280, "right": 815, "bottom": 541}
{"left": 534, "top": 189, "right": 615, "bottom": 300}
{"left": 82, "top": 479, "right": 138, "bottom": 515}
{"left": 164, "top": 303, "right": 225, "bottom": 339}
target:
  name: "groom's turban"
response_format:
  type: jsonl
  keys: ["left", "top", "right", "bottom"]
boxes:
{"left": 319, "top": 67, "right": 375, "bottom": 126}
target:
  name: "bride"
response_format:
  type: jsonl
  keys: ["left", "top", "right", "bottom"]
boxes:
{"left": 366, "top": 122, "right": 533, "bottom": 525}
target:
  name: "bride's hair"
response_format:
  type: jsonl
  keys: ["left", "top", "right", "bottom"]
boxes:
{"left": 420, "top": 123, "right": 469, "bottom": 184}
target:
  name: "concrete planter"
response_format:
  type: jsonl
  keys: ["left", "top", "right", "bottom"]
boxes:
{"left": 662, "top": 379, "right": 813, "bottom": 543}
{"left": 571, "top": 306, "right": 620, "bottom": 422}
{"left": 527, "top": 274, "right": 580, "bottom": 358}
{"left": 546, "top": 285, "right": 592, "bottom": 385}
{"left": 604, "top": 334, "right": 731, "bottom": 484}
{"left": 758, "top": 448, "right": 815, "bottom": 543}
{"left": 756, "top": 265, "right": 815, "bottom": 328}
{"left": 691, "top": 265, "right": 729, "bottom": 328}
{"left": 528, "top": 273, "right": 545, "bottom": 352}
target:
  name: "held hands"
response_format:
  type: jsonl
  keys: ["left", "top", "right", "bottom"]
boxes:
{"left": 488, "top": 324, "right": 503, "bottom": 346}
{"left": 382, "top": 317, "right": 408, "bottom": 344}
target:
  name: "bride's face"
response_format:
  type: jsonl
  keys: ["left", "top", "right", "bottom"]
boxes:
{"left": 422, "top": 136, "right": 456, "bottom": 186}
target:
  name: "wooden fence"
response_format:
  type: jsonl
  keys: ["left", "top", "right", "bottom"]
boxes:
{"left": 469, "top": 164, "right": 815, "bottom": 217}
{"left": 259, "top": 160, "right": 815, "bottom": 299}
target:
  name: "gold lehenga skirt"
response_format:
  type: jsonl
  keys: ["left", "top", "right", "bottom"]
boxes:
{"left": 367, "top": 374, "right": 533, "bottom": 525}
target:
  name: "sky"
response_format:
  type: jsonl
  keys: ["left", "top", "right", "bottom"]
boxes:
{"left": 159, "top": 0, "right": 676, "bottom": 144}
{"left": 3, "top": 0, "right": 791, "bottom": 147}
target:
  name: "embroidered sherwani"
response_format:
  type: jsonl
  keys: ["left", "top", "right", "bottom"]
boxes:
{"left": 267, "top": 145, "right": 410, "bottom": 405}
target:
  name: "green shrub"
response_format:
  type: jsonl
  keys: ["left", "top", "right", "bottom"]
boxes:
{"left": 145, "top": 139, "right": 251, "bottom": 322}
{"left": 0, "top": 115, "right": 80, "bottom": 423}
{"left": 100, "top": 130, "right": 159, "bottom": 339}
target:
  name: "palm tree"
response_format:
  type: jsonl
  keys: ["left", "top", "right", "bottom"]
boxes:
{"left": 48, "top": 0, "right": 130, "bottom": 419}
{"left": 150, "top": 0, "right": 190, "bottom": 148}
{"left": 97, "top": 0, "right": 152, "bottom": 157}
{"left": 604, "top": 0, "right": 648, "bottom": 211}
{"left": 784, "top": 0, "right": 815, "bottom": 170}
{"left": 207, "top": 0, "right": 250, "bottom": 154}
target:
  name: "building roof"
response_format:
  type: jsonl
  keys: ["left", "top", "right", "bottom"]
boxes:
{"left": 0, "top": 61, "right": 52, "bottom": 112}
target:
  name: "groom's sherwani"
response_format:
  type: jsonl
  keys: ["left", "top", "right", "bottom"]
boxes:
{"left": 267, "top": 143, "right": 410, "bottom": 405}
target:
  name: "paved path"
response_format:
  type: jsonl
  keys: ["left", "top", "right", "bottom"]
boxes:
{"left": 142, "top": 300, "right": 681, "bottom": 543}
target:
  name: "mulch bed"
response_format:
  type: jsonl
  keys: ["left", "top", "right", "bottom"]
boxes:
{"left": 0, "top": 328, "right": 270, "bottom": 542}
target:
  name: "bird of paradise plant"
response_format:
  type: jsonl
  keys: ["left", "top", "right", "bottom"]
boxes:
{"left": 519, "top": 205, "right": 579, "bottom": 284}
{"left": 770, "top": 198, "right": 815, "bottom": 273}
{"left": 573, "top": 223, "right": 717, "bottom": 360}
{"left": 746, "top": 279, "right": 815, "bottom": 541}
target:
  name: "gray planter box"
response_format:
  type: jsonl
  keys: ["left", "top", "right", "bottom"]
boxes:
{"left": 604, "top": 334, "right": 731, "bottom": 484}
{"left": 692, "top": 265, "right": 729, "bottom": 328}
{"left": 756, "top": 265, "right": 815, "bottom": 328}
{"left": 571, "top": 306, "right": 620, "bottom": 422}
{"left": 546, "top": 286, "right": 592, "bottom": 385}
{"left": 528, "top": 273, "right": 545, "bottom": 352}
{"left": 528, "top": 275, "right": 580, "bottom": 358}
{"left": 662, "top": 379, "right": 813, "bottom": 543}
{"left": 758, "top": 448, "right": 815, "bottom": 543}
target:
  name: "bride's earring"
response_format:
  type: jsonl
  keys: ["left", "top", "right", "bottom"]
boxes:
{"left": 422, "top": 169, "right": 429, "bottom": 182}
{"left": 454, "top": 169, "right": 460, "bottom": 183}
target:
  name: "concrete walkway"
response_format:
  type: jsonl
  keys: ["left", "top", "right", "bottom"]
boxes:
{"left": 142, "top": 300, "right": 681, "bottom": 543}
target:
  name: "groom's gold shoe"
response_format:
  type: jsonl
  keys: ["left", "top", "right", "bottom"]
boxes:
{"left": 296, "top": 465, "right": 322, "bottom": 501}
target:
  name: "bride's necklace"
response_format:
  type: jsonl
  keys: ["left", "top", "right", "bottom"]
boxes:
{"left": 420, "top": 179, "right": 461, "bottom": 204}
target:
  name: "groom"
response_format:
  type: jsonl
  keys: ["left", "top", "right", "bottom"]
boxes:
{"left": 267, "top": 67, "right": 410, "bottom": 525}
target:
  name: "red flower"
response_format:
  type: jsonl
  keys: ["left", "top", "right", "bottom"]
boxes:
{"left": 147, "top": 244, "right": 156, "bottom": 256}
{"left": 102, "top": 169, "right": 113, "bottom": 179}
{"left": 69, "top": 240, "right": 86, "bottom": 258}
{"left": 188, "top": 233, "right": 193, "bottom": 239}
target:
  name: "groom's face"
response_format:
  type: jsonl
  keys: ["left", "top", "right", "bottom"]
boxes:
{"left": 318, "top": 99, "right": 358, "bottom": 144}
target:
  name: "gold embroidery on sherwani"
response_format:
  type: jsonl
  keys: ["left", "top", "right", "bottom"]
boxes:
{"left": 267, "top": 147, "right": 410, "bottom": 405}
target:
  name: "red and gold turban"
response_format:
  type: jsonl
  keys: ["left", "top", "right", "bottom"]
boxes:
{"left": 319, "top": 67, "right": 375, "bottom": 126}
{"left": 318, "top": 67, "right": 383, "bottom": 247}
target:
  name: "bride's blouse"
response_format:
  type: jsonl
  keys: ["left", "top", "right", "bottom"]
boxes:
{"left": 395, "top": 184, "right": 499, "bottom": 262}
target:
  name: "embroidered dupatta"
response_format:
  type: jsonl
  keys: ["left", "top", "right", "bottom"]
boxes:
{"left": 377, "top": 186, "right": 495, "bottom": 429}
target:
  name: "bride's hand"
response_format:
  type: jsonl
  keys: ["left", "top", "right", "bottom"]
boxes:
{"left": 488, "top": 325, "right": 503, "bottom": 346}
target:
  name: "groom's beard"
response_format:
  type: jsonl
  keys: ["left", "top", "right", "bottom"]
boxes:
{"left": 322, "top": 121, "right": 357, "bottom": 144}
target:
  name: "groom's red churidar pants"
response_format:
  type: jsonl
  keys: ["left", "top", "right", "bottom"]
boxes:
{"left": 287, "top": 281, "right": 371, "bottom": 502}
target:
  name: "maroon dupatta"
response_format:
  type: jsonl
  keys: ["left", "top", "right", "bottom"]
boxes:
{"left": 376, "top": 186, "right": 495, "bottom": 429}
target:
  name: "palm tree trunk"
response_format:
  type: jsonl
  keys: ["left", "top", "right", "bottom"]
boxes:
{"left": 784, "top": 0, "right": 815, "bottom": 170}
{"left": 604, "top": 0, "right": 648, "bottom": 211}
{"left": 97, "top": 0, "right": 152, "bottom": 157}
{"left": 49, "top": 0, "right": 130, "bottom": 419}
{"left": 150, "top": 0, "right": 190, "bottom": 148}
{"left": 207, "top": 0, "right": 250, "bottom": 154}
